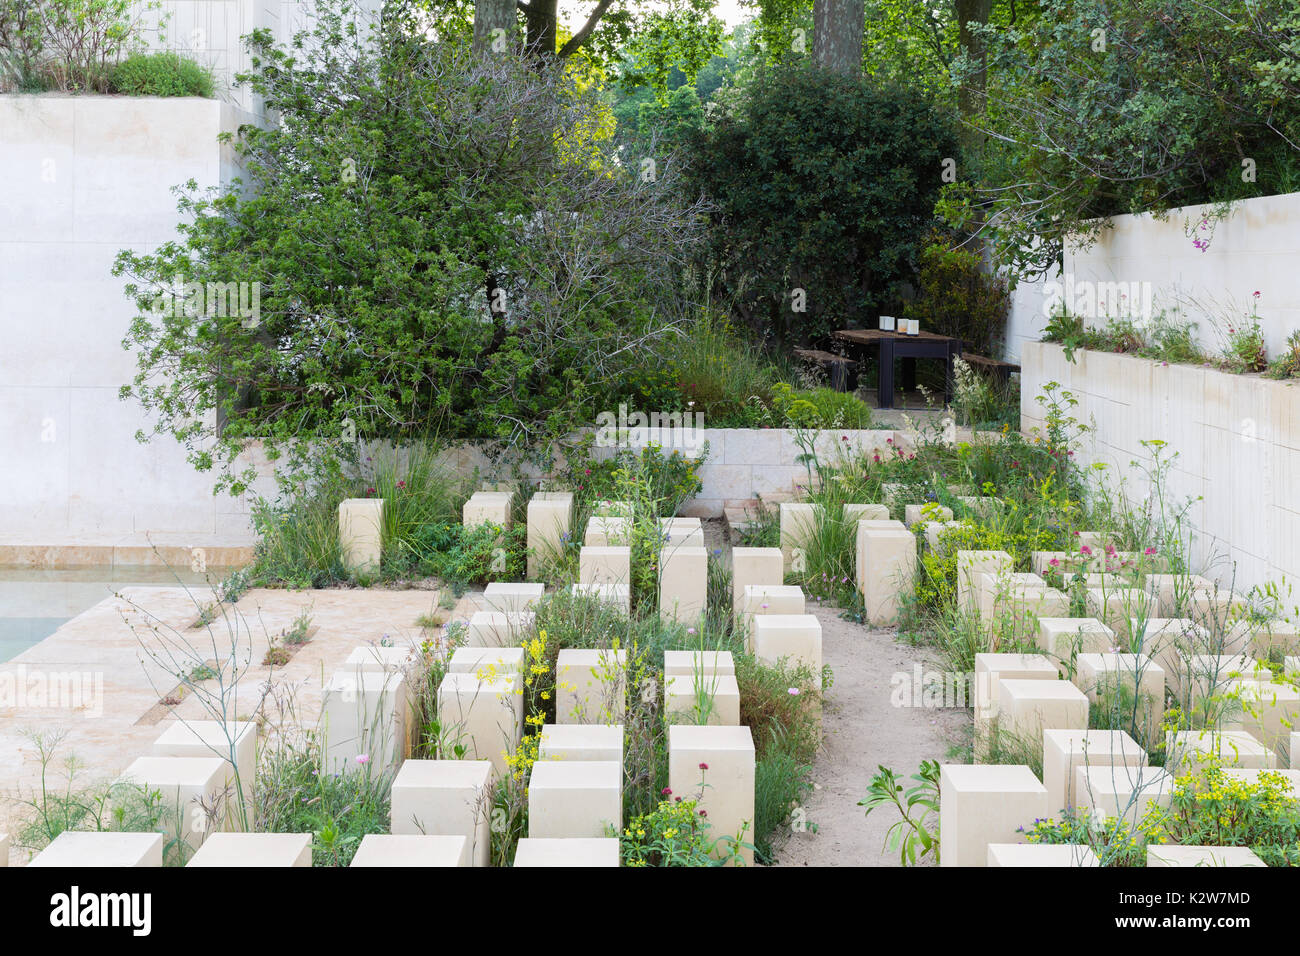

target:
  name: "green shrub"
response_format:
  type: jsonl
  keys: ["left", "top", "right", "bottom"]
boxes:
{"left": 686, "top": 64, "right": 960, "bottom": 345}
{"left": 770, "top": 383, "right": 875, "bottom": 429}
{"left": 903, "top": 235, "right": 1009, "bottom": 354}
{"left": 110, "top": 51, "right": 214, "bottom": 97}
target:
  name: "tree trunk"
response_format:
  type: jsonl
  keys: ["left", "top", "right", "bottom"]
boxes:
{"left": 524, "top": 0, "right": 558, "bottom": 58}
{"left": 954, "top": 0, "right": 994, "bottom": 116}
{"left": 813, "top": 0, "right": 864, "bottom": 77}
{"left": 473, "top": 0, "right": 518, "bottom": 54}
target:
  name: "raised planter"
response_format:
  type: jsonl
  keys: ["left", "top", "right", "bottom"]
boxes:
{"left": 1021, "top": 341, "right": 1300, "bottom": 591}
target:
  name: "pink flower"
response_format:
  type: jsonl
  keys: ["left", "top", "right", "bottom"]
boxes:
{"left": 698, "top": 762, "right": 709, "bottom": 770}
{"left": 661, "top": 787, "right": 672, "bottom": 796}
{"left": 397, "top": 480, "right": 405, "bottom": 489}
{"left": 788, "top": 687, "right": 800, "bottom": 696}
{"left": 1144, "top": 546, "right": 1157, "bottom": 555}
{"left": 1048, "top": 558, "right": 1060, "bottom": 568}
{"left": 355, "top": 754, "right": 370, "bottom": 765}
{"left": 1080, "top": 545, "right": 1093, "bottom": 555}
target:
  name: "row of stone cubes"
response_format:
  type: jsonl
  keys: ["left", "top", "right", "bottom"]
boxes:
{"left": 26, "top": 831, "right": 316, "bottom": 867}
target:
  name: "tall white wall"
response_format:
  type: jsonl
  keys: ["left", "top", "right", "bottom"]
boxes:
{"left": 1021, "top": 341, "right": 1300, "bottom": 595}
{"left": 1064, "top": 192, "right": 1300, "bottom": 356}
{"left": 0, "top": 97, "right": 269, "bottom": 548}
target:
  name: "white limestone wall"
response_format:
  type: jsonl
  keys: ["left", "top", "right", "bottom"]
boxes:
{"left": 0, "top": 96, "right": 272, "bottom": 547}
{"left": 1002, "top": 266, "right": 1056, "bottom": 365}
{"left": 1064, "top": 192, "right": 1300, "bottom": 357}
{"left": 1021, "top": 341, "right": 1300, "bottom": 593}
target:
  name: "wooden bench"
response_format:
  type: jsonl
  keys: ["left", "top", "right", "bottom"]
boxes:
{"left": 793, "top": 348, "right": 858, "bottom": 392}
{"left": 959, "top": 353, "right": 1020, "bottom": 381}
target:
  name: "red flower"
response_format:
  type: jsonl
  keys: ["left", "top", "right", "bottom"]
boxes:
{"left": 698, "top": 762, "right": 709, "bottom": 771}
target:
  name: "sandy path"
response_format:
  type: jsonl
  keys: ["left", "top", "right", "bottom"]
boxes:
{"left": 772, "top": 603, "right": 968, "bottom": 867}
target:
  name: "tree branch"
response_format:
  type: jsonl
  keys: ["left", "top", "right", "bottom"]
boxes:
{"left": 558, "top": 0, "right": 615, "bottom": 57}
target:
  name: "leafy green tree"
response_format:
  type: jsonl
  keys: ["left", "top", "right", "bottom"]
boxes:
{"left": 685, "top": 65, "right": 959, "bottom": 345}
{"left": 113, "top": 1, "right": 703, "bottom": 494}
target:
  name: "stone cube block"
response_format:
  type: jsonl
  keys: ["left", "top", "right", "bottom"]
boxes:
{"left": 1144, "top": 574, "right": 1214, "bottom": 616}
{"left": 665, "top": 673, "right": 741, "bottom": 725}
{"left": 322, "top": 669, "right": 407, "bottom": 773}
{"left": 668, "top": 725, "right": 756, "bottom": 865}
{"left": 987, "top": 843, "right": 1098, "bottom": 867}
{"left": 465, "top": 610, "right": 535, "bottom": 648}
{"left": 556, "top": 648, "right": 627, "bottom": 724}
{"left": 1073, "top": 653, "right": 1166, "bottom": 749}
{"left": 751, "top": 613, "right": 822, "bottom": 681}
{"left": 730, "top": 546, "right": 784, "bottom": 613}
{"left": 122, "top": 756, "right": 227, "bottom": 852}
{"left": 904, "top": 503, "right": 953, "bottom": 528}
{"left": 1038, "top": 618, "right": 1116, "bottom": 665}
{"left": 584, "top": 514, "right": 631, "bottom": 547}
{"left": 390, "top": 760, "right": 494, "bottom": 866}
{"left": 956, "top": 550, "right": 1012, "bottom": 615}
{"left": 736, "top": 584, "right": 805, "bottom": 641}
{"left": 437, "top": 670, "right": 523, "bottom": 775}
{"left": 664, "top": 650, "right": 735, "bottom": 679}
{"left": 661, "top": 516, "right": 705, "bottom": 548}
{"left": 527, "top": 760, "right": 622, "bottom": 839}
{"left": 350, "top": 834, "right": 470, "bottom": 867}
{"left": 579, "top": 546, "right": 631, "bottom": 589}
{"left": 186, "top": 833, "right": 312, "bottom": 867}
{"left": 1166, "top": 730, "right": 1274, "bottom": 774}
{"left": 843, "top": 503, "right": 889, "bottom": 524}
{"left": 338, "top": 497, "right": 384, "bottom": 573}
{"left": 482, "top": 582, "right": 544, "bottom": 614}
{"left": 998, "top": 679, "right": 1089, "bottom": 748}
{"left": 856, "top": 524, "right": 917, "bottom": 626}
{"left": 1221, "top": 679, "right": 1300, "bottom": 763}
{"left": 153, "top": 720, "right": 258, "bottom": 830}
{"left": 660, "top": 545, "right": 707, "bottom": 624}
{"left": 1085, "top": 588, "right": 1149, "bottom": 640}
{"left": 779, "top": 502, "right": 823, "bottom": 568}
{"left": 1147, "top": 845, "right": 1265, "bottom": 867}
{"left": 568, "top": 582, "right": 631, "bottom": 613}
{"left": 449, "top": 645, "right": 527, "bottom": 677}
{"left": 1074, "top": 766, "right": 1174, "bottom": 826}
{"left": 527, "top": 491, "right": 573, "bottom": 578}
{"left": 513, "top": 838, "right": 620, "bottom": 867}
{"left": 463, "top": 490, "right": 514, "bottom": 529}
{"left": 538, "top": 723, "right": 624, "bottom": 767}
{"left": 938, "top": 764, "right": 1049, "bottom": 868}
{"left": 1042, "top": 728, "right": 1146, "bottom": 815}
{"left": 29, "top": 831, "right": 164, "bottom": 867}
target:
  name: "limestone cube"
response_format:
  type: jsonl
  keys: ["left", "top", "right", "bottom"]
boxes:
{"left": 938, "top": 764, "right": 1049, "bottom": 868}
{"left": 556, "top": 648, "right": 627, "bottom": 724}
{"left": 1038, "top": 618, "right": 1116, "bottom": 665}
{"left": 568, "top": 581, "right": 631, "bottom": 613}
{"left": 1085, "top": 587, "right": 1149, "bottom": 640}
{"left": 987, "top": 843, "right": 1098, "bottom": 867}
{"left": 1189, "top": 586, "right": 1251, "bottom": 628}
{"left": 737, "top": 584, "right": 805, "bottom": 641}
{"left": 513, "top": 837, "right": 620, "bottom": 867}
{"left": 463, "top": 490, "right": 514, "bottom": 529}
{"left": 1073, "top": 653, "right": 1166, "bottom": 749}
{"left": 346, "top": 643, "right": 424, "bottom": 675}
{"left": 1042, "top": 728, "right": 1146, "bottom": 815}
{"left": 843, "top": 503, "right": 889, "bottom": 524}
{"left": 338, "top": 497, "right": 384, "bottom": 573}
{"left": 997, "top": 586, "right": 1069, "bottom": 643}
{"left": 922, "top": 519, "right": 963, "bottom": 555}
{"left": 579, "top": 545, "right": 631, "bottom": 589}
{"left": 998, "top": 679, "right": 1089, "bottom": 749}
{"left": 665, "top": 673, "right": 741, "bottom": 725}
{"left": 1147, "top": 845, "right": 1266, "bottom": 867}
{"left": 187, "top": 833, "right": 312, "bottom": 867}
{"left": 1221, "top": 679, "right": 1300, "bottom": 762}
{"left": 29, "top": 831, "right": 164, "bottom": 868}
{"left": 664, "top": 650, "right": 735, "bottom": 679}
{"left": 527, "top": 760, "right": 622, "bottom": 839}
{"left": 1074, "top": 766, "right": 1174, "bottom": 826}
{"left": 856, "top": 524, "right": 917, "bottom": 626}
{"left": 903, "top": 503, "right": 953, "bottom": 528}
{"left": 974, "top": 653, "right": 1059, "bottom": 720}
{"left": 465, "top": 610, "right": 535, "bottom": 647}
{"left": 1166, "top": 730, "right": 1274, "bottom": 774}
{"left": 527, "top": 491, "right": 573, "bottom": 578}
{"left": 437, "top": 670, "right": 523, "bottom": 775}
{"left": 668, "top": 725, "right": 756, "bottom": 865}
{"left": 152, "top": 720, "right": 258, "bottom": 830}
{"left": 390, "top": 760, "right": 494, "bottom": 866}
{"left": 592, "top": 499, "right": 633, "bottom": 517}
{"left": 731, "top": 546, "right": 784, "bottom": 613}
{"left": 584, "top": 514, "right": 631, "bottom": 547}
{"left": 1144, "top": 573, "right": 1214, "bottom": 616}
{"left": 483, "top": 582, "right": 544, "bottom": 614}
{"left": 350, "top": 834, "right": 470, "bottom": 867}
{"left": 661, "top": 516, "right": 705, "bottom": 548}
{"left": 1240, "top": 620, "right": 1300, "bottom": 662}
{"left": 956, "top": 550, "right": 1012, "bottom": 615}
{"left": 1133, "top": 618, "right": 1213, "bottom": 682}
{"left": 660, "top": 545, "right": 707, "bottom": 624}
{"left": 974, "top": 571, "right": 1046, "bottom": 622}
{"left": 751, "top": 613, "right": 822, "bottom": 681}
{"left": 538, "top": 723, "right": 624, "bottom": 767}
{"left": 779, "top": 502, "right": 823, "bottom": 569}
{"left": 449, "top": 645, "right": 527, "bottom": 677}
{"left": 1180, "top": 652, "right": 1266, "bottom": 699}
{"left": 322, "top": 669, "right": 407, "bottom": 773}
{"left": 122, "top": 756, "right": 227, "bottom": 852}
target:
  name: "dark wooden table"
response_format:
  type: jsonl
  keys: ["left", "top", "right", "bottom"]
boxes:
{"left": 831, "top": 328, "right": 963, "bottom": 410}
